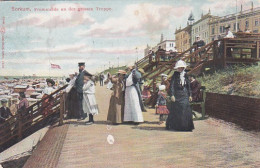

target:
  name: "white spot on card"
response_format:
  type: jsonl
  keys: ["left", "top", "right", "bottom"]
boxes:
{"left": 107, "top": 134, "right": 115, "bottom": 145}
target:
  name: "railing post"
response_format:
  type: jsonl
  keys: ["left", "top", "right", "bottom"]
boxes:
{"left": 17, "top": 112, "right": 22, "bottom": 141}
{"left": 256, "top": 41, "right": 259, "bottom": 59}
{"left": 59, "top": 92, "right": 65, "bottom": 126}
{"left": 223, "top": 39, "right": 227, "bottom": 68}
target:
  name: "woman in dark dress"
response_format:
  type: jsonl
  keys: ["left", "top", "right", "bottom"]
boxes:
{"left": 166, "top": 60, "right": 194, "bottom": 131}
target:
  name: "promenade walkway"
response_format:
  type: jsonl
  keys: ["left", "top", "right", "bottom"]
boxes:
{"left": 23, "top": 85, "right": 260, "bottom": 168}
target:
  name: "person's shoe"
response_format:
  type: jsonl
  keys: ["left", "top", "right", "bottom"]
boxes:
{"left": 85, "top": 121, "right": 94, "bottom": 125}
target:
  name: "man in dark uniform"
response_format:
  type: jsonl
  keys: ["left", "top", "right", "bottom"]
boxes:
{"left": 0, "top": 99, "right": 13, "bottom": 123}
{"left": 74, "top": 62, "right": 91, "bottom": 120}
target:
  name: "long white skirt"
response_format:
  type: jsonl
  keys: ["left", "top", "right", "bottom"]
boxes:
{"left": 124, "top": 86, "right": 144, "bottom": 122}
{"left": 83, "top": 93, "right": 99, "bottom": 116}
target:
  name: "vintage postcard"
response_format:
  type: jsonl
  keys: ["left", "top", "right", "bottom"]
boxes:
{"left": 0, "top": 0, "right": 259, "bottom": 167}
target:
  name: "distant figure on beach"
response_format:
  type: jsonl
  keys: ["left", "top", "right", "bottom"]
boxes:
{"left": 82, "top": 72, "right": 99, "bottom": 125}
{"left": 42, "top": 78, "right": 55, "bottom": 117}
{"left": 107, "top": 70, "right": 126, "bottom": 125}
{"left": 166, "top": 60, "right": 194, "bottom": 131}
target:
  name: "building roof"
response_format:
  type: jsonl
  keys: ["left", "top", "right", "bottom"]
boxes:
{"left": 157, "top": 40, "right": 175, "bottom": 45}
{"left": 188, "top": 12, "right": 195, "bottom": 21}
{"left": 175, "top": 25, "right": 192, "bottom": 34}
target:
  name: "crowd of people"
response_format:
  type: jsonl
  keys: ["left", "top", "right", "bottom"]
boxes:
{"left": 0, "top": 59, "right": 203, "bottom": 133}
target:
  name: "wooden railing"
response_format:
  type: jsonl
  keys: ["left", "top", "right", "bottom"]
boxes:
{"left": 0, "top": 84, "right": 67, "bottom": 148}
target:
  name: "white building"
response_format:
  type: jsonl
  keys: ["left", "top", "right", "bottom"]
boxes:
{"left": 157, "top": 40, "right": 176, "bottom": 51}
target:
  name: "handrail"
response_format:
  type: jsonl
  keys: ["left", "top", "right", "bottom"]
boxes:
{"left": 0, "top": 84, "right": 68, "bottom": 148}
{"left": 142, "top": 45, "right": 197, "bottom": 79}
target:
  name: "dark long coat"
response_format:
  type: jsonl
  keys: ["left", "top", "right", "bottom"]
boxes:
{"left": 166, "top": 71, "right": 194, "bottom": 131}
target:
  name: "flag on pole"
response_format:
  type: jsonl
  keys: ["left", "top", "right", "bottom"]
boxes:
{"left": 51, "top": 63, "right": 61, "bottom": 69}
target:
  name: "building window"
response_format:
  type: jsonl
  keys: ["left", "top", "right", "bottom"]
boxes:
{"left": 212, "top": 27, "right": 215, "bottom": 34}
{"left": 233, "top": 23, "right": 236, "bottom": 30}
{"left": 245, "top": 20, "right": 249, "bottom": 28}
{"left": 255, "top": 20, "right": 258, "bottom": 26}
{"left": 220, "top": 26, "right": 223, "bottom": 33}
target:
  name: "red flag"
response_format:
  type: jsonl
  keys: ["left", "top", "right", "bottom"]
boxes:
{"left": 51, "top": 63, "right": 61, "bottom": 69}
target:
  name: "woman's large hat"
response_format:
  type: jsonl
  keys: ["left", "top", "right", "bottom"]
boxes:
{"left": 159, "top": 85, "right": 166, "bottom": 91}
{"left": 46, "top": 78, "right": 55, "bottom": 86}
{"left": 117, "top": 70, "right": 127, "bottom": 74}
{"left": 224, "top": 24, "right": 230, "bottom": 29}
{"left": 174, "top": 60, "right": 187, "bottom": 69}
{"left": 138, "top": 68, "right": 145, "bottom": 74}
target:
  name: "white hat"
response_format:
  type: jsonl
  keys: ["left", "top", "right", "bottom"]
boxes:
{"left": 160, "top": 74, "right": 168, "bottom": 77}
{"left": 196, "top": 35, "right": 200, "bottom": 38}
{"left": 159, "top": 85, "right": 166, "bottom": 91}
{"left": 174, "top": 60, "right": 187, "bottom": 69}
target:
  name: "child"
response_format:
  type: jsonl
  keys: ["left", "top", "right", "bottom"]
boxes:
{"left": 0, "top": 99, "right": 13, "bottom": 123}
{"left": 42, "top": 79, "right": 55, "bottom": 117}
{"left": 155, "top": 85, "right": 169, "bottom": 125}
{"left": 82, "top": 73, "right": 99, "bottom": 125}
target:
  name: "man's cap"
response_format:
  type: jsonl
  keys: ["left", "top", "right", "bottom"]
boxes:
{"left": 1, "top": 98, "right": 8, "bottom": 103}
{"left": 78, "top": 62, "right": 85, "bottom": 66}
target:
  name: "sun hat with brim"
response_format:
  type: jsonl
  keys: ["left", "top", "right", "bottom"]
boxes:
{"left": 138, "top": 68, "right": 145, "bottom": 74}
{"left": 46, "top": 78, "right": 55, "bottom": 86}
{"left": 117, "top": 70, "right": 127, "bottom": 74}
{"left": 159, "top": 85, "right": 166, "bottom": 91}
{"left": 224, "top": 25, "right": 230, "bottom": 29}
{"left": 174, "top": 60, "right": 187, "bottom": 69}
{"left": 160, "top": 74, "right": 168, "bottom": 77}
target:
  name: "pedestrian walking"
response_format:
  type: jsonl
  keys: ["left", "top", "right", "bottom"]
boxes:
{"left": 166, "top": 60, "right": 194, "bottom": 131}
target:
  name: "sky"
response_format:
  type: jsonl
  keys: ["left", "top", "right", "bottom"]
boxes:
{"left": 0, "top": 0, "right": 259, "bottom": 76}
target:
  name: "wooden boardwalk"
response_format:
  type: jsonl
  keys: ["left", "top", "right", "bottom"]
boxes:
{"left": 24, "top": 85, "right": 260, "bottom": 168}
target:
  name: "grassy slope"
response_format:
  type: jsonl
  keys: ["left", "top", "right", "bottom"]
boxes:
{"left": 100, "top": 66, "right": 127, "bottom": 75}
{"left": 197, "top": 64, "right": 260, "bottom": 98}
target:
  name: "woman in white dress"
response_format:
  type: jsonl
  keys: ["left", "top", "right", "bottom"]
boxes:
{"left": 42, "top": 79, "right": 56, "bottom": 117}
{"left": 124, "top": 67, "right": 144, "bottom": 124}
{"left": 82, "top": 73, "right": 99, "bottom": 125}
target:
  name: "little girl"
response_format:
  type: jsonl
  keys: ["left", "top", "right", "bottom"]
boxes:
{"left": 82, "top": 73, "right": 99, "bottom": 125}
{"left": 155, "top": 85, "right": 169, "bottom": 125}
{"left": 42, "top": 79, "right": 55, "bottom": 117}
